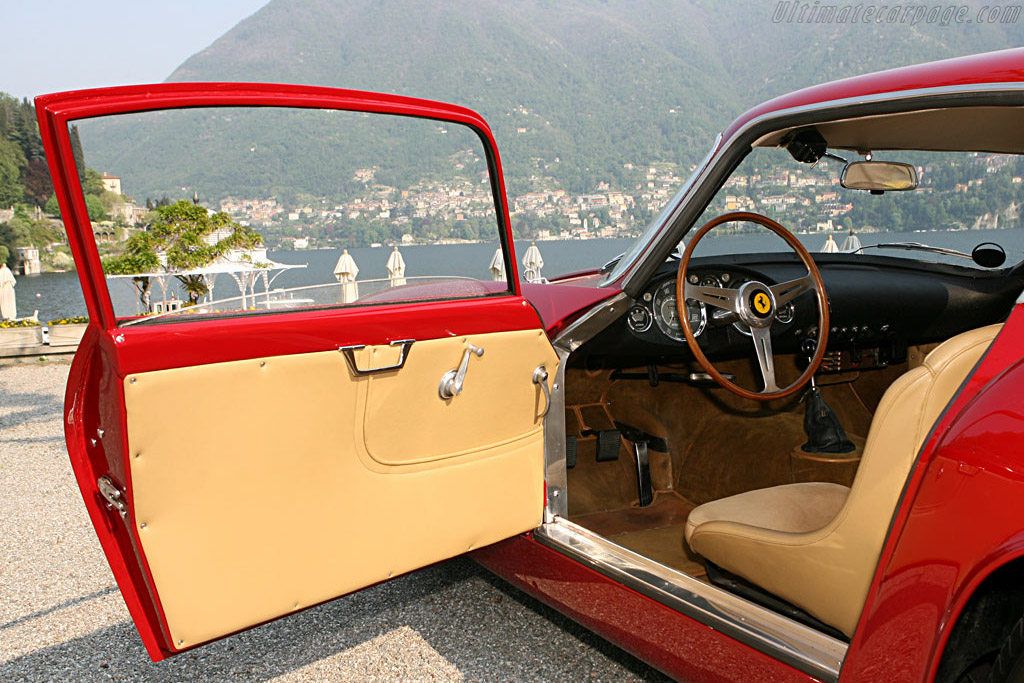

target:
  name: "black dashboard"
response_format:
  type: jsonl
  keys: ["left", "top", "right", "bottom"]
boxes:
{"left": 583, "top": 252, "right": 1023, "bottom": 370}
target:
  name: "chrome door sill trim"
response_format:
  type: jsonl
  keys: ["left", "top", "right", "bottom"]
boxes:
{"left": 534, "top": 517, "right": 846, "bottom": 682}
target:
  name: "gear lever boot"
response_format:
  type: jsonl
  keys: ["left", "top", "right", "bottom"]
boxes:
{"left": 801, "top": 384, "right": 856, "bottom": 454}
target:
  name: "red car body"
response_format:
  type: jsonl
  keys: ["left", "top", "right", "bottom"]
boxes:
{"left": 36, "top": 48, "right": 1024, "bottom": 681}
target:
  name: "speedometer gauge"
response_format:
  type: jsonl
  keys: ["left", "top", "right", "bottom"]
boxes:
{"left": 653, "top": 280, "right": 706, "bottom": 341}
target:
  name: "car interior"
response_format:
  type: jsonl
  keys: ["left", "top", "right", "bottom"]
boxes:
{"left": 555, "top": 106, "right": 1024, "bottom": 642}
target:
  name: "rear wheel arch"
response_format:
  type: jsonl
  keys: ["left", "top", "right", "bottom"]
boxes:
{"left": 935, "top": 557, "right": 1024, "bottom": 683}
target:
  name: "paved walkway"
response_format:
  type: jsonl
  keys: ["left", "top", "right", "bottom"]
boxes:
{"left": 0, "top": 360, "right": 666, "bottom": 682}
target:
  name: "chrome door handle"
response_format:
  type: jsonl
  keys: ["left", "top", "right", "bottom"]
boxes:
{"left": 533, "top": 365, "right": 551, "bottom": 418}
{"left": 340, "top": 339, "right": 415, "bottom": 375}
{"left": 439, "top": 344, "right": 484, "bottom": 399}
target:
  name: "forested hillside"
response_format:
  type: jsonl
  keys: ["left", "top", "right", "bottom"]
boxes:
{"left": 80, "top": 0, "right": 1024, "bottom": 201}
{"left": 0, "top": 95, "right": 50, "bottom": 209}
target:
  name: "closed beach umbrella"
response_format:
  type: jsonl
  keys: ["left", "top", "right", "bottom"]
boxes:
{"left": 0, "top": 263, "right": 16, "bottom": 320}
{"left": 386, "top": 246, "right": 407, "bottom": 287}
{"left": 334, "top": 249, "right": 360, "bottom": 303}
{"left": 821, "top": 233, "right": 839, "bottom": 253}
{"left": 489, "top": 247, "right": 506, "bottom": 282}
{"left": 522, "top": 242, "right": 544, "bottom": 282}
{"left": 840, "top": 229, "right": 862, "bottom": 252}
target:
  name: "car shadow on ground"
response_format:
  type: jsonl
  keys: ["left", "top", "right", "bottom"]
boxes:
{"left": 0, "top": 558, "right": 669, "bottom": 681}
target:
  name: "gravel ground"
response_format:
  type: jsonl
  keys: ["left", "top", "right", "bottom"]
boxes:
{"left": 0, "top": 359, "right": 669, "bottom": 682}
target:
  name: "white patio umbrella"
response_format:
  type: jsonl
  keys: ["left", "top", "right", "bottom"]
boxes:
{"left": 0, "top": 263, "right": 16, "bottom": 321}
{"left": 522, "top": 242, "right": 544, "bottom": 282}
{"left": 840, "top": 229, "right": 862, "bottom": 252}
{"left": 386, "top": 246, "right": 407, "bottom": 287}
{"left": 489, "top": 247, "right": 506, "bottom": 282}
{"left": 334, "top": 249, "right": 360, "bottom": 303}
{"left": 821, "top": 233, "right": 839, "bottom": 253}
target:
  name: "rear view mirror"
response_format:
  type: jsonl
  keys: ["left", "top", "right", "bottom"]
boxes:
{"left": 841, "top": 161, "right": 918, "bottom": 193}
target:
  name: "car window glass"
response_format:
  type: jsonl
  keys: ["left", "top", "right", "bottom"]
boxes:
{"left": 688, "top": 147, "right": 1024, "bottom": 265}
{"left": 70, "top": 106, "right": 511, "bottom": 325}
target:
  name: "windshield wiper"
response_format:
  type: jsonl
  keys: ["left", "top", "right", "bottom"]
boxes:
{"left": 853, "top": 242, "right": 971, "bottom": 258}
{"left": 852, "top": 241, "right": 1006, "bottom": 268}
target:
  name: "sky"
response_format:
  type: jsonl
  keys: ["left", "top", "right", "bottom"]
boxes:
{"left": 1, "top": 0, "right": 270, "bottom": 100}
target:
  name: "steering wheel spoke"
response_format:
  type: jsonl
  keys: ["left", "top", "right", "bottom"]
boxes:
{"left": 675, "top": 211, "right": 830, "bottom": 401}
{"left": 750, "top": 326, "right": 781, "bottom": 393}
{"left": 684, "top": 282, "right": 740, "bottom": 312}
{"left": 770, "top": 274, "right": 815, "bottom": 308}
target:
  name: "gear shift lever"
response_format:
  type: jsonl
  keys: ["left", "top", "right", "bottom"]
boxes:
{"left": 800, "top": 339, "right": 855, "bottom": 454}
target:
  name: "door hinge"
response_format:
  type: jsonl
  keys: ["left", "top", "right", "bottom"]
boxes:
{"left": 97, "top": 476, "right": 127, "bottom": 519}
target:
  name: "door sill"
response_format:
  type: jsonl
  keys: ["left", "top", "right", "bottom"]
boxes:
{"left": 533, "top": 517, "right": 846, "bottom": 683}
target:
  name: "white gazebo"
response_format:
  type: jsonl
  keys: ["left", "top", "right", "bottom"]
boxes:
{"left": 108, "top": 255, "right": 306, "bottom": 316}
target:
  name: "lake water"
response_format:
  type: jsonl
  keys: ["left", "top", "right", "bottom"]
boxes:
{"left": 12, "top": 228, "right": 1024, "bottom": 322}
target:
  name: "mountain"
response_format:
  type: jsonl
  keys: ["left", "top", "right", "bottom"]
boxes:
{"left": 80, "top": 0, "right": 1024, "bottom": 204}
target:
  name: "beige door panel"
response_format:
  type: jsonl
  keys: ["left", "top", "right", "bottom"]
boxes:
{"left": 361, "top": 329, "right": 557, "bottom": 466}
{"left": 122, "top": 329, "right": 557, "bottom": 648}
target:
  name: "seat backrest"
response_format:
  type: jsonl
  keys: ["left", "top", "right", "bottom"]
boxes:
{"left": 818, "top": 323, "right": 1002, "bottom": 633}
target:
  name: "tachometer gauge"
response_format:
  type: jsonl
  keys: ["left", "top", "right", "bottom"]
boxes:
{"left": 653, "top": 280, "right": 706, "bottom": 341}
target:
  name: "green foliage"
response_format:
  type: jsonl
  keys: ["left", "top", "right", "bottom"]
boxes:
{"left": 47, "top": 316, "right": 88, "bottom": 325}
{"left": 103, "top": 200, "right": 264, "bottom": 305}
{"left": 0, "top": 137, "right": 25, "bottom": 206}
{"left": 84, "top": 194, "right": 107, "bottom": 221}
{"left": 45, "top": 194, "right": 60, "bottom": 217}
{"left": 81, "top": 168, "right": 104, "bottom": 196}
{"left": 0, "top": 245, "right": 8, "bottom": 265}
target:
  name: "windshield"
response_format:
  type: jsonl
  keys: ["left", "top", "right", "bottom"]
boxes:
{"left": 683, "top": 147, "right": 1024, "bottom": 268}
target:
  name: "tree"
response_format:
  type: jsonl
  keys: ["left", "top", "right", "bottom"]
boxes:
{"left": 103, "top": 200, "right": 264, "bottom": 308}
{"left": 103, "top": 232, "right": 161, "bottom": 309}
{"left": 0, "top": 137, "right": 25, "bottom": 206}
{"left": 45, "top": 194, "right": 60, "bottom": 217}
{"left": 0, "top": 245, "right": 8, "bottom": 266}
{"left": 69, "top": 125, "right": 85, "bottom": 177}
{"left": 84, "top": 194, "right": 107, "bottom": 221}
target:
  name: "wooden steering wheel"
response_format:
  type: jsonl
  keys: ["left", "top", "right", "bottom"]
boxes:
{"left": 675, "top": 211, "right": 830, "bottom": 401}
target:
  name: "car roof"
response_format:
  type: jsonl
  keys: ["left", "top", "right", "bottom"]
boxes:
{"left": 722, "top": 47, "right": 1024, "bottom": 141}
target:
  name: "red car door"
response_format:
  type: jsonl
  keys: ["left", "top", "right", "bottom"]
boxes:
{"left": 36, "top": 84, "right": 558, "bottom": 660}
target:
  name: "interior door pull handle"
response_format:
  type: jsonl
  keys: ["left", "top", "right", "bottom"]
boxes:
{"left": 340, "top": 339, "right": 415, "bottom": 375}
{"left": 439, "top": 344, "right": 484, "bottom": 399}
{"left": 533, "top": 365, "right": 551, "bottom": 418}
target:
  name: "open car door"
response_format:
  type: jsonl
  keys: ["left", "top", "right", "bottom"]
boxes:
{"left": 36, "top": 84, "right": 557, "bottom": 660}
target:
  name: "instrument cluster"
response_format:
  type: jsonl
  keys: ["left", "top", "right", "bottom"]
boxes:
{"left": 627, "top": 270, "right": 795, "bottom": 344}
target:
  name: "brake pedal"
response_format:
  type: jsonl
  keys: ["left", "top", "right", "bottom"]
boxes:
{"left": 595, "top": 430, "right": 621, "bottom": 462}
{"left": 565, "top": 435, "right": 578, "bottom": 469}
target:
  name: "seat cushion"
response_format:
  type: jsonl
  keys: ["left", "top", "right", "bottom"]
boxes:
{"left": 685, "top": 324, "right": 1002, "bottom": 637}
{"left": 684, "top": 482, "right": 849, "bottom": 544}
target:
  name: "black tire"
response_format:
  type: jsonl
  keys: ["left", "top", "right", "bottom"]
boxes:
{"left": 990, "top": 616, "right": 1024, "bottom": 683}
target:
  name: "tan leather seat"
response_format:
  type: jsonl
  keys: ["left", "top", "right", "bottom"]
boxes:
{"left": 685, "top": 324, "right": 1002, "bottom": 637}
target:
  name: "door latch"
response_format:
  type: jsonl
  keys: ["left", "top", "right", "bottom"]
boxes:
{"left": 97, "top": 476, "right": 127, "bottom": 519}
{"left": 439, "top": 344, "right": 484, "bottom": 399}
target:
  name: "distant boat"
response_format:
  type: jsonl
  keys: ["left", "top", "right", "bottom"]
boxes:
{"left": 821, "top": 233, "right": 839, "bottom": 253}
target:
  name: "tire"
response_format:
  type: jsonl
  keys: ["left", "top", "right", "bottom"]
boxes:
{"left": 990, "top": 616, "right": 1024, "bottom": 683}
